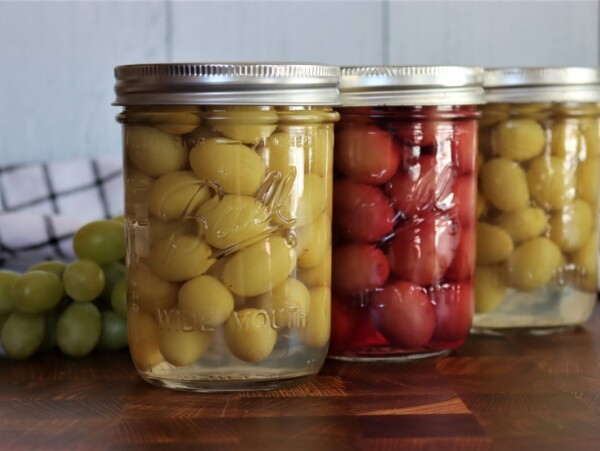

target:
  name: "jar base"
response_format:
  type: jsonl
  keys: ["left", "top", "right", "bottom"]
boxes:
{"left": 470, "top": 325, "right": 580, "bottom": 337}
{"left": 473, "top": 274, "right": 597, "bottom": 333}
{"left": 139, "top": 371, "right": 315, "bottom": 393}
{"left": 328, "top": 349, "right": 450, "bottom": 363}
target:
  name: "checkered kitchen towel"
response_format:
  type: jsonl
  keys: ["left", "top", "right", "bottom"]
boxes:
{"left": 0, "top": 158, "right": 124, "bottom": 271}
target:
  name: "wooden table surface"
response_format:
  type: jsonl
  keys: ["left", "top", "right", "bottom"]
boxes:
{"left": 2, "top": 307, "right": 600, "bottom": 450}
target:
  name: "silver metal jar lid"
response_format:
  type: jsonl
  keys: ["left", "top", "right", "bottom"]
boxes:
{"left": 113, "top": 62, "right": 340, "bottom": 106}
{"left": 339, "top": 66, "right": 484, "bottom": 106}
{"left": 484, "top": 67, "right": 600, "bottom": 103}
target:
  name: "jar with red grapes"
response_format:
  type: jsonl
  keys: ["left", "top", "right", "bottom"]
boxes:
{"left": 330, "top": 66, "right": 484, "bottom": 361}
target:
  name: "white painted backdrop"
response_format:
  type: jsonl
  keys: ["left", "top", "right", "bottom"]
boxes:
{"left": 0, "top": 0, "right": 598, "bottom": 165}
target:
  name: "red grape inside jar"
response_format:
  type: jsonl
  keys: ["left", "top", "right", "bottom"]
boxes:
{"left": 330, "top": 66, "right": 484, "bottom": 361}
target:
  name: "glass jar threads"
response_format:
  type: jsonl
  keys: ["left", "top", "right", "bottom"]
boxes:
{"left": 113, "top": 63, "right": 339, "bottom": 391}
{"left": 474, "top": 68, "right": 600, "bottom": 334}
{"left": 329, "top": 66, "right": 484, "bottom": 361}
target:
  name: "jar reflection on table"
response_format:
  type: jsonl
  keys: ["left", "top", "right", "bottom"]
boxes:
{"left": 474, "top": 68, "right": 600, "bottom": 334}
{"left": 114, "top": 63, "right": 339, "bottom": 391}
{"left": 329, "top": 67, "right": 484, "bottom": 361}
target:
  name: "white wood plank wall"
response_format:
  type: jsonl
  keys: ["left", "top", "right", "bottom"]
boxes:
{"left": 0, "top": 0, "right": 598, "bottom": 165}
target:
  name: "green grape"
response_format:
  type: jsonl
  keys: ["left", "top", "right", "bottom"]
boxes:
{"left": 205, "top": 106, "right": 278, "bottom": 144}
{"left": 63, "top": 260, "right": 105, "bottom": 302}
{"left": 129, "top": 263, "right": 178, "bottom": 312}
{"left": 189, "top": 137, "right": 266, "bottom": 195}
{"left": 126, "top": 125, "right": 187, "bottom": 177}
{"left": 298, "top": 247, "right": 331, "bottom": 288}
{"left": 476, "top": 223, "right": 514, "bottom": 265}
{"left": 112, "top": 215, "right": 125, "bottom": 224}
{"left": 476, "top": 265, "right": 507, "bottom": 314}
{"left": 149, "top": 235, "right": 214, "bottom": 282}
{"left": 480, "top": 158, "right": 529, "bottom": 212}
{"left": 284, "top": 173, "right": 326, "bottom": 227}
{"left": 159, "top": 327, "right": 212, "bottom": 367}
{"left": 96, "top": 311, "right": 128, "bottom": 351}
{"left": 297, "top": 213, "right": 330, "bottom": 269}
{"left": 300, "top": 287, "right": 331, "bottom": 348}
{"left": 198, "top": 195, "right": 270, "bottom": 249}
{"left": 13, "top": 270, "right": 64, "bottom": 314}
{"left": 494, "top": 119, "right": 546, "bottom": 161}
{"left": 0, "top": 270, "right": 20, "bottom": 314}
{"left": 505, "top": 238, "right": 562, "bottom": 291}
{"left": 73, "top": 220, "right": 125, "bottom": 265}
{"left": 1, "top": 311, "right": 45, "bottom": 359}
{"left": 576, "top": 157, "right": 600, "bottom": 205}
{"left": 527, "top": 155, "right": 576, "bottom": 210}
{"left": 549, "top": 199, "right": 593, "bottom": 253}
{"left": 256, "top": 278, "right": 310, "bottom": 329}
{"left": 111, "top": 278, "right": 127, "bottom": 318}
{"left": 97, "top": 262, "right": 126, "bottom": 306}
{"left": 258, "top": 131, "right": 300, "bottom": 175}
{"left": 222, "top": 237, "right": 296, "bottom": 297}
{"left": 224, "top": 309, "right": 276, "bottom": 363}
{"left": 495, "top": 207, "right": 548, "bottom": 244}
{"left": 570, "top": 232, "right": 598, "bottom": 292}
{"left": 141, "top": 105, "right": 201, "bottom": 135}
{"left": 39, "top": 310, "right": 58, "bottom": 352}
{"left": 56, "top": 302, "right": 101, "bottom": 357}
{"left": 0, "top": 312, "right": 9, "bottom": 331}
{"left": 28, "top": 261, "right": 67, "bottom": 278}
{"left": 148, "top": 171, "right": 210, "bottom": 221}
{"left": 305, "top": 126, "right": 333, "bottom": 178}
{"left": 128, "top": 311, "right": 163, "bottom": 369}
{"left": 178, "top": 275, "right": 233, "bottom": 328}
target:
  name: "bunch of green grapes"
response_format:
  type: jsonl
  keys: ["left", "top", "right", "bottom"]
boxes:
{"left": 0, "top": 218, "right": 128, "bottom": 359}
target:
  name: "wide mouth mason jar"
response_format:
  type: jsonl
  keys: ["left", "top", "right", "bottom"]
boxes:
{"left": 113, "top": 63, "right": 339, "bottom": 391}
{"left": 474, "top": 67, "right": 600, "bottom": 334}
{"left": 329, "top": 66, "right": 484, "bottom": 361}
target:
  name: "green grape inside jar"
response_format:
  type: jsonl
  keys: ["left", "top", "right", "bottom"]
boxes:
{"left": 114, "top": 63, "right": 339, "bottom": 391}
{"left": 475, "top": 68, "right": 600, "bottom": 333}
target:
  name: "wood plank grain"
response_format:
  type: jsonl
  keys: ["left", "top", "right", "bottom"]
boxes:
{"left": 357, "top": 396, "right": 470, "bottom": 416}
{"left": 240, "top": 375, "right": 347, "bottom": 398}
{"left": 358, "top": 414, "right": 484, "bottom": 438}
{"left": 0, "top": 419, "right": 120, "bottom": 449}
{"left": 0, "top": 306, "right": 599, "bottom": 449}
{"left": 359, "top": 437, "right": 494, "bottom": 451}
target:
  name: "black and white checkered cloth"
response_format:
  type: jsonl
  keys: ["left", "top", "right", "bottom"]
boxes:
{"left": 0, "top": 158, "right": 124, "bottom": 271}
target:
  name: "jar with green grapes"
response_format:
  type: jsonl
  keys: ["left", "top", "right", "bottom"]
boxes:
{"left": 113, "top": 63, "right": 339, "bottom": 391}
{"left": 475, "top": 68, "right": 600, "bottom": 333}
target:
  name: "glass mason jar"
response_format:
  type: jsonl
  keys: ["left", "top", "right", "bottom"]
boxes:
{"left": 329, "top": 66, "right": 484, "bottom": 361}
{"left": 113, "top": 63, "right": 339, "bottom": 391}
{"left": 474, "top": 68, "right": 600, "bottom": 334}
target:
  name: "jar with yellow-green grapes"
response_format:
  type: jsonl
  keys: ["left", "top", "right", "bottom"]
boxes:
{"left": 475, "top": 68, "right": 600, "bottom": 334}
{"left": 113, "top": 63, "right": 339, "bottom": 391}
